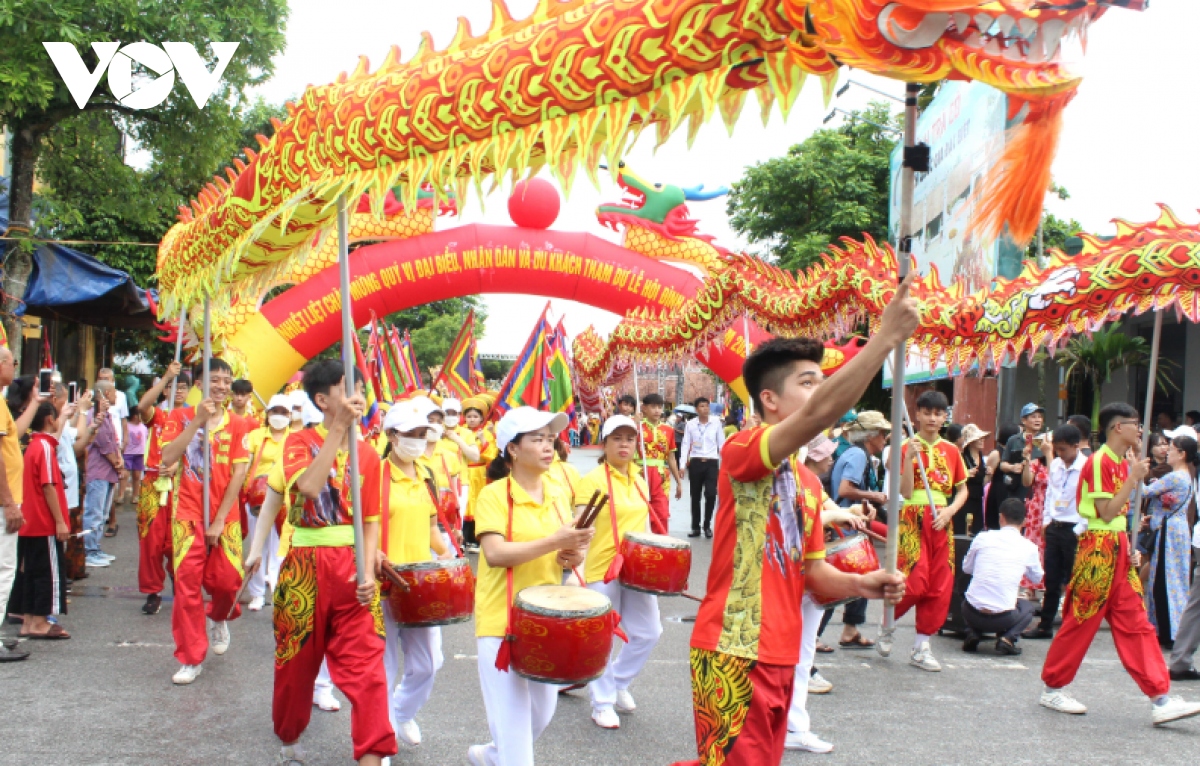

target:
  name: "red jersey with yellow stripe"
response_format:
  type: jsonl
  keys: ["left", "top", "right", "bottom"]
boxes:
{"left": 267, "top": 426, "right": 382, "bottom": 529}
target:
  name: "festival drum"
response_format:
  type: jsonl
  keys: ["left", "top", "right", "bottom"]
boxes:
{"left": 618, "top": 532, "right": 692, "bottom": 595}
{"left": 385, "top": 558, "right": 475, "bottom": 627}
{"left": 510, "top": 585, "right": 616, "bottom": 685}
{"left": 810, "top": 533, "right": 880, "bottom": 610}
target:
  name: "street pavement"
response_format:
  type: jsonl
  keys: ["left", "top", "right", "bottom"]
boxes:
{"left": 4, "top": 446, "right": 1200, "bottom": 764}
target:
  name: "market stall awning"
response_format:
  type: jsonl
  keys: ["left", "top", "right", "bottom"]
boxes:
{"left": 4, "top": 241, "right": 153, "bottom": 328}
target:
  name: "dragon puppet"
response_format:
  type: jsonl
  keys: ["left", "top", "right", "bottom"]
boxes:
{"left": 155, "top": 0, "right": 1143, "bottom": 338}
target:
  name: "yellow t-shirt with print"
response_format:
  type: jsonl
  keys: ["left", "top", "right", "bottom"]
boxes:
{"left": 380, "top": 460, "right": 437, "bottom": 565}
{"left": 577, "top": 463, "right": 651, "bottom": 584}
{"left": 473, "top": 476, "right": 573, "bottom": 637}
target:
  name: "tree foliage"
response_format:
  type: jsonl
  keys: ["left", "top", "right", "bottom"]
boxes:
{"left": 384, "top": 298, "right": 488, "bottom": 377}
{"left": 726, "top": 102, "right": 898, "bottom": 271}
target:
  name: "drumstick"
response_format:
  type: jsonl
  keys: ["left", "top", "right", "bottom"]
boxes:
{"left": 226, "top": 570, "right": 255, "bottom": 620}
{"left": 574, "top": 490, "right": 602, "bottom": 529}
{"left": 681, "top": 592, "right": 704, "bottom": 603}
{"left": 862, "top": 528, "right": 887, "bottom": 545}
{"left": 579, "top": 494, "right": 610, "bottom": 529}
{"left": 379, "top": 560, "right": 412, "bottom": 592}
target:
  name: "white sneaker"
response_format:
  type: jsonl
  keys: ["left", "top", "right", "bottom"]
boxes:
{"left": 277, "top": 744, "right": 307, "bottom": 765}
{"left": 396, "top": 719, "right": 422, "bottom": 745}
{"left": 313, "top": 689, "right": 341, "bottom": 712}
{"left": 591, "top": 707, "right": 620, "bottom": 729}
{"left": 909, "top": 642, "right": 942, "bottom": 672}
{"left": 615, "top": 689, "right": 637, "bottom": 712}
{"left": 467, "top": 744, "right": 489, "bottom": 766}
{"left": 876, "top": 627, "right": 894, "bottom": 658}
{"left": 784, "top": 730, "right": 834, "bottom": 753}
{"left": 172, "top": 664, "right": 202, "bottom": 685}
{"left": 1153, "top": 696, "right": 1200, "bottom": 726}
{"left": 808, "top": 671, "right": 834, "bottom": 694}
{"left": 1040, "top": 688, "right": 1087, "bottom": 715}
{"left": 208, "top": 619, "right": 231, "bottom": 655}
{"left": 248, "top": 596, "right": 265, "bottom": 612}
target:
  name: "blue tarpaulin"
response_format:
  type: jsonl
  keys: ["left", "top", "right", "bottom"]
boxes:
{"left": 0, "top": 240, "right": 151, "bottom": 326}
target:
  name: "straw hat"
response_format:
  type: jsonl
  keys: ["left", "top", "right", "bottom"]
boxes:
{"left": 960, "top": 423, "right": 990, "bottom": 447}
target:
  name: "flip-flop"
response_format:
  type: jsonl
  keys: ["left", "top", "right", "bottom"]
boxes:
{"left": 26, "top": 625, "right": 71, "bottom": 640}
{"left": 839, "top": 634, "right": 876, "bottom": 650}
{"left": 104, "top": 524, "right": 118, "bottom": 537}
{"left": 815, "top": 641, "right": 835, "bottom": 654}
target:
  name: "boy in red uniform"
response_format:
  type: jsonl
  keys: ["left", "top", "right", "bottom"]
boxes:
{"left": 160, "top": 358, "right": 251, "bottom": 685}
{"left": 637, "top": 393, "right": 681, "bottom": 535}
{"left": 888, "top": 390, "right": 968, "bottom": 672}
{"left": 135, "top": 360, "right": 189, "bottom": 616}
{"left": 674, "top": 275, "right": 917, "bottom": 766}
{"left": 245, "top": 360, "right": 393, "bottom": 766}
{"left": 1039, "top": 402, "right": 1200, "bottom": 725}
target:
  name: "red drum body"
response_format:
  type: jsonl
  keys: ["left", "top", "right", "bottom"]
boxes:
{"left": 618, "top": 532, "right": 692, "bottom": 595}
{"left": 811, "top": 533, "right": 880, "bottom": 609}
{"left": 386, "top": 558, "right": 475, "bottom": 627}
{"left": 511, "top": 585, "right": 615, "bottom": 685}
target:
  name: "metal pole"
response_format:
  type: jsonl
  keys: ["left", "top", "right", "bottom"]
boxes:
{"left": 743, "top": 315, "right": 754, "bottom": 418}
{"left": 338, "top": 195, "right": 367, "bottom": 586}
{"left": 633, "top": 365, "right": 648, "bottom": 462}
{"left": 168, "top": 304, "right": 186, "bottom": 411}
{"left": 882, "top": 81, "right": 921, "bottom": 641}
{"left": 202, "top": 297, "right": 211, "bottom": 533}
{"left": 1128, "top": 310, "right": 1163, "bottom": 552}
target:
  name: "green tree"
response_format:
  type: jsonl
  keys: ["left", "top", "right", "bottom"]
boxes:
{"left": 1024, "top": 184, "right": 1081, "bottom": 261}
{"left": 0, "top": 0, "right": 288, "bottom": 362}
{"left": 384, "top": 298, "right": 487, "bottom": 378}
{"left": 726, "top": 102, "right": 898, "bottom": 270}
{"left": 1057, "top": 322, "right": 1175, "bottom": 424}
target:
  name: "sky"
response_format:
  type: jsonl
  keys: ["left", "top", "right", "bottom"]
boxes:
{"left": 249, "top": 1, "right": 1200, "bottom": 354}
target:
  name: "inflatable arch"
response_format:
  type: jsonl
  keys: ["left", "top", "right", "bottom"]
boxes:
{"left": 233, "top": 222, "right": 771, "bottom": 400}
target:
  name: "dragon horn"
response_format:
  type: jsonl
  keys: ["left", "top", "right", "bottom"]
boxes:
{"left": 681, "top": 184, "right": 730, "bottom": 201}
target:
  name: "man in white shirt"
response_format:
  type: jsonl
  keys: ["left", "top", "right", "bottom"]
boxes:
{"left": 680, "top": 396, "right": 725, "bottom": 538}
{"left": 1023, "top": 424, "right": 1087, "bottom": 640}
{"left": 961, "top": 497, "right": 1044, "bottom": 655}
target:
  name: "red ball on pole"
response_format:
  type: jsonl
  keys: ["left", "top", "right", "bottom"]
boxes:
{"left": 507, "top": 178, "right": 560, "bottom": 229}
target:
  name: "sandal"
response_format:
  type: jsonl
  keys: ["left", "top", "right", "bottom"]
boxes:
{"left": 104, "top": 524, "right": 118, "bottom": 538}
{"left": 26, "top": 624, "right": 71, "bottom": 640}
{"left": 839, "top": 634, "right": 876, "bottom": 650}
{"left": 815, "top": 641, "right": 835, "bottom": 654}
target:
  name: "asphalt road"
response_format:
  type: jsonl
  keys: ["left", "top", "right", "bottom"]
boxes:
{"left": 3, "top": 447, "right": 1199, "bottom": 764}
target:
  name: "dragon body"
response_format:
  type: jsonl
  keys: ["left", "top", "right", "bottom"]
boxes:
{"left": 156, "top": 0, "right": 1138, "bottom": 324}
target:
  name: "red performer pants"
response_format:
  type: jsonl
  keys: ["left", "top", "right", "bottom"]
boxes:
{"left": 646, "top": 468, "right": 670, "bottom": 535}
{"left": 893, "top": 508, "right": 954, "bottom": 636}
{"left": 671, "top": 648, "right": 794, "bottom": 766}
{"left": 1041, "top": 537, "right": 1170, "bottom": 697}
{"left": 171, "top": 519, "right": 243, "bottom": 666}
{"left": 272, "top": 546, "right": 395, "bottom": 761}
{"left": 137, "top": 477, "right": 173, "bottom": 595}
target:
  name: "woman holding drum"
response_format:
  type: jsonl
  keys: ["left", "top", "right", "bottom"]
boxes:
{"left": 574, "top": 414, "right": 677, "bottom": 730}
{"left": 467, "top": 407, "right": 595, "bottom": 766}
{"left": 376, "top": 398, "right": 456, "bottom": 748}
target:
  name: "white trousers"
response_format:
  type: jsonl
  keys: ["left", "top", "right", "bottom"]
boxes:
{"left": 0, "top": 528, "right": 17, "bottom": 619}
{"left": 787, "top": 595, "right": 825, "bottom": 734}
{"left": 585, "top": 579, "right": 662, "bottom": 711}
{"left": 382, "top": 601, "right": 443, "bottom": 727}
{"left": 245, "top": 510, "right": 280, "bottom": 598}
{"left": 475, "top": 636, "right": 558, "bottom": 766}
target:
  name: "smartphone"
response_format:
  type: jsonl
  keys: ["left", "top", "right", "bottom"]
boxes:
{"left": 68, "top": 382, "right": 77, "bottom": 404}
{"left": 38, "top": 368, "right": 53, "bottom": 398}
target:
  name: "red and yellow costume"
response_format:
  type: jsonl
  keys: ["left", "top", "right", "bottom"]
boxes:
{"left": 678, "top": 426, "right": 824, "bottom": 766}
{"left": 268, "top": 426, "right": 395, "bottom": 760}
{"left": 637, "top": 420, "right": 675, "bottom": 535}
{"left": 1041, "top": 445, "right": 1169, "bottom": 697}
{"left": 894, "top": 436, "right": 967, "bottom": 637}
{"left": 161, "top": 408, "right": 251, "bottom": 666}
{"left": 137, "top": 405, "right": 174, "bottom": 596}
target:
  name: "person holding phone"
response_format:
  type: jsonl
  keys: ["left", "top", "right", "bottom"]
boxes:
{"left": 82, "top": 381, "right": 124, "bottom": 568}
{"left": 1000, "top": 403, "right": 1045, "bottom": 503}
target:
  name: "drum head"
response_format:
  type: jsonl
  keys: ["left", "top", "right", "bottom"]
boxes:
{"left": 625, "top": 531, "right": 690, "bottom": 550}
{"left": 826, "top": 533, "right": 868, "bottom": 555}
{"left": 517, "top": 585, "right": 610, "bottom": 616}
{"left": 393, "top": 558, "right": 464, "bottom": 573}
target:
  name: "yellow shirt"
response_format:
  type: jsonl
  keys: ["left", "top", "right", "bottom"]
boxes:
{"left": 419, "top": 448, "right": 462, "bottom": 492}
{"left": 547, "top": 457, "right": 582, "bottom": 501}
{"left": 0, "top": 399, "right": 21, "bottom": 504}
{"left": 469, "top": 425, "right": 498, "bottom": 467}
{"left": 246, "top": 427, "right": 288, "bottom": 480}
{"left": 380, "top": 460, "right": 437, "bottom": 565}
{"left": 577, "top": 463, "right": 651, "bottom": 583}
{"left": 474, "top": 475, "right": 572, "bottom": 637}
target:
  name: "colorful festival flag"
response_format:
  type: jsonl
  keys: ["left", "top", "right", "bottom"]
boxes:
{"left": 433, "top": 310, "right": 477, "bottom": 399}
{"left": 351, "top": 330, "right": 381, "bottom": 433}
{"left": 547, "top": 319, "right": 575, "bottom": 424}
{"left": 494, "top": 303, "right": 552, "bottom": 415}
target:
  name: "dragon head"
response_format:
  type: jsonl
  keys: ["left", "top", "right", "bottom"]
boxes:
{"left": 596, "top": 162, "right": 728, "bottom": 241}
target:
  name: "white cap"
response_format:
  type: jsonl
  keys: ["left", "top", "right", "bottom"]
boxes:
{"left": 442, "top": 397, "right": 462, "bottom": 413}
{"left": 1164, "top": 425, "right": 1200, "bottom": 442}
{"left": 266, "top": 394, "right": 291, "bottom": 414}
{"left": 288, "top": 390, "right": 306, "bottom": 411}
{"left": 601, "top": 414, "right": 638, "bottom": 440}
{"left": 495, "top": 407, "right": 569, "bottom": 455}
{"left": 295, "top": 392, "right": 323, "bottom": 425}
{"left": 384, "top": 397, "right": 438, "bottom": 434}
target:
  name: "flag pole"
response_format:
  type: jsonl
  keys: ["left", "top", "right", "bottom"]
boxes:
{"left": 202, "top": 297, "right": 212, "bottom": 535}
{"left": 337, "top": 195, "right": 367, "bottom": 586}
{"left": 743, "top": 314, "right": 754, "bottom": 418}
{"left": 168, "top": 304, "right": 186, "bottom": 411}
{"left": 1127, "top": 309, "right": 1163, "bottom": 553}
{"left": 881, "top": 81, "right": 921, "bottom": 648}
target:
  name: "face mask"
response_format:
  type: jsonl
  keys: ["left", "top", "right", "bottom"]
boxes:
{"left": 392, "top": 436, "right": 426, "bottom": 460}
{"left": 445, "top": 415, "right": 460, "bottom": 428}
{"left": 426, "top": 424, "right": 444, "bottom": 443}
{"left": 291, "top": 411, "right": 302, "bottom": 423}
{"left": 268, "top": 414, "right": 290, "bottom": 431}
